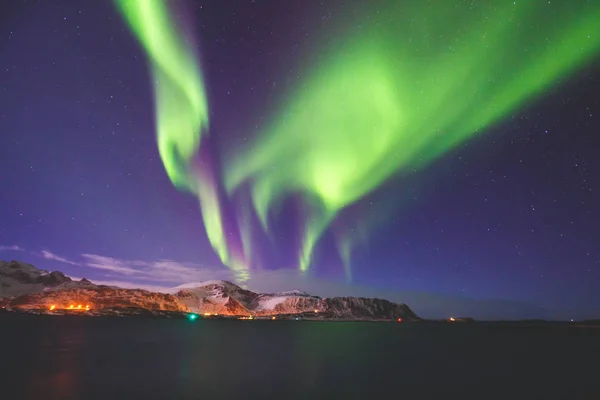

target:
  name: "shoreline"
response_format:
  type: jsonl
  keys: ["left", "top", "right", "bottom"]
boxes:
{"left": 2, "top": 307, "right": 598, "bottom": 326}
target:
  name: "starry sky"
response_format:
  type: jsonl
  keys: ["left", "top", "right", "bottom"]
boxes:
{"left": 1, "top": 0, "right": 599, "bottom": 319}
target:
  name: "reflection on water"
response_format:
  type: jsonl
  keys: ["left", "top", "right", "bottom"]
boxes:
{"left": 22, "top": 319, "right": 88, "bottom": 399}
{"left": 1, "top": 315, "right": 600, "bottom": 399}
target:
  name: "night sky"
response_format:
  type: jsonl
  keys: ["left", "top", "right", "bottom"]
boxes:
{"left": 1, "top": 0, "right": 599, "bottom": 319}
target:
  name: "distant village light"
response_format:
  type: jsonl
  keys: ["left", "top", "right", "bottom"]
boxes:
{"left": 50, "top": 304, "right": 91, "bottom": 311}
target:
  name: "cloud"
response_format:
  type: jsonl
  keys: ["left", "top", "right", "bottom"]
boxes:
{"left": 30, "top": 249, "right": 227, "bottom": 284}
{"left": 80, "top": 254, "right": 142, "bottom": 275}
{"left": 0, "top": 245, "right": 24, "bottom": 252}
{"left": 40, "top": 250, "right": 80, "bottom": 265}
{"left": 31, "top": 250, "right": 317, "bottom": 293}
{"left": 79, "top": 253, "right": 230, "bottom": 284}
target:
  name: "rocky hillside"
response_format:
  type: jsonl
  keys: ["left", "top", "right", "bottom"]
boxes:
{"left": 175, "top": 281, "right": 324, "bottom": 316}
{"left": 175, "top": 281, "right": 417, "bottom": 319}
{"left": 5, "top": 287, "right": 188, "bottom": 312}
{"left": 0, "top": 260, "right": 419, "bottom": 320}
{"left": 321, "top": 297, "right": 415, "bottom": 319}
{"left": 0, "top": 260, "right": 73, "bottom": 297}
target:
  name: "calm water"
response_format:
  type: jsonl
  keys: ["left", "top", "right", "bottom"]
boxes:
{"left": 1, "top": 315, "right": 599, "bottom": 399}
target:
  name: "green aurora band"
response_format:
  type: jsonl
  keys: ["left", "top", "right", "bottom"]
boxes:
{"left": 115, "top": 0, "right": 249, "bottom": 280}
{"left": 224, "top": 1, "right": 600, "bottom": 275}
{"left": 117, "top": 0, "right": 600, "bottom": 281}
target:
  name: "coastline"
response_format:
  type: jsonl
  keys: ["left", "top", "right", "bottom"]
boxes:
{"left": 2, "top": 307, "right": 599, "bottom": 327}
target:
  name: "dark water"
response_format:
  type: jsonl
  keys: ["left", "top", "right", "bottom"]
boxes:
{"left": 1, "top": 315, "right": 599, "bottom": 399}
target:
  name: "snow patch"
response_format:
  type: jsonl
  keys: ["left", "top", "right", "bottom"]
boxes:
{"left": 256, "top": 296, "right": 288, "bottom": 311}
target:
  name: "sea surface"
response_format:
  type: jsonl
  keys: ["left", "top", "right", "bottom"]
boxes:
{"left": 1, "top": 314, "right": 599, "bottom": 399}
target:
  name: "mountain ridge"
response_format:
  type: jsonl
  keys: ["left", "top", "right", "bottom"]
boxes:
{"left": 0, "top": 260, "right": 419, "bottom": 320}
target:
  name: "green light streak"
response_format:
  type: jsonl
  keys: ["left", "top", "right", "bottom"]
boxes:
{"left": 115, "top": 0, "right": 207, "bottom": 187}
{"left": 116, "top": 0, "right": 600, "bottom": 281}
{"left": 115, "top": 0, "right": 246, "bottom": 278}
{"left": 225, "top": 1, "right": 600, "bottom": 275}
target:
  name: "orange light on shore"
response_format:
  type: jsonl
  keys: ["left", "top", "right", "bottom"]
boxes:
{"left": 449, "top": 317, "right": 456, "bottom": 322}
{"left": 314, "top": 309, "right": 318, "bottom": 313}
{"left": 51, "top": 304, "right": 92, "bottom": 311}
{"left": 271, "top": 316, "right": 276, "bottom": 320}
{"left": 203, "top": 312, "right": 211, "bottom": 316}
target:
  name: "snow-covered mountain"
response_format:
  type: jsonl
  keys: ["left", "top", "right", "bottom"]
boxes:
{"left": 1, "top": 261, "right": 419, "bottom": 320}
{"left": 0, "top": 260, "right": 75, "bottom": 297}
{"left": 174, "top": 280, "right": 324, "bottom": 315}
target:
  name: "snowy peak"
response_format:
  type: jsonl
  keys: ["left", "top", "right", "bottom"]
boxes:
{"left": 194, "top": 280, "right": 238, "bottom": 288}
{"left": 1, "top": 260, "right": 48, "bottom": 281}
{"left": 0, "top": 260, "right": 104, "bottom": 299}
{"left": 1, "top": 260, "right": 73, "bottom": 298}
{"left": 175, "top": 280, "right": 324, "bottom": 315}
{"left": 175, "top": 280, "right": 261, "bottom": 315}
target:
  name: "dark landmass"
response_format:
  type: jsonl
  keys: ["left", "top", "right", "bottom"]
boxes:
{"left": 2, "top": 307, "right": 599, "bottom": 330}
{"left": 3, "top": 260, "right": 597, "bottom": 324}
{"left": 0, "top": 260, "right": 419, "bottom": 321}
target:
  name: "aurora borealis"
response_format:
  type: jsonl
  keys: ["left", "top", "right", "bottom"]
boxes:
{"left": 114, "top": 0, "right": 241, "bottom": 276}
{"left": 116, "top": 0, "right": 600, "bottom": 281}
{"left": 2, "top": 0, "right": 600, "bottom": 318}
